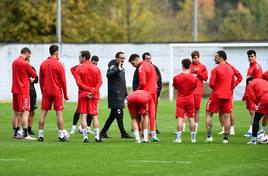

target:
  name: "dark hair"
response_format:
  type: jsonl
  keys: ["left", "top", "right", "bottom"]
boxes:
{"left": 216, "top": 50, "right": 227, "bottom": 61}
{"left": 181, "top": 58, "right": 191, "bottom": 69}
{"left": 191, "top": 51, "right": 199, "bottom": 58}
{"left": 247, "top": 50, "right": 256, "bottom": 56}
{"left": 49, "top": 45, "right": 59, "bottom": 55}
{"left": 128, "top": 54, "right": 140, "bottom": 62}
{"left": 142, "top": 52, "right": 151, "bottom": 60}
{"left": 21, "top": 47, "right": 31, "bottom": 54}
{"left": 91, "top": 55, "right": 99, "bottom": 62}
{"left": 115, "top": 51, "right": 124, "bottom": 59}
{"left": 246, "top": 77, "right": 254, "bottom": 85}
{"left": 80, "top": 50, "right": 91, "bottom": 60}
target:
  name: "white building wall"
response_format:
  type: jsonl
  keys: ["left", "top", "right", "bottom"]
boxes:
{"left": 0, "top": 43, "right": 267, "bottom": 101}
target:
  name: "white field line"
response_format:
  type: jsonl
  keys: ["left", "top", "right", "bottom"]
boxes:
{"left": 0, "top": 159, "right": 26, "bottom": 162}
{"left": 126, "top": 160, "right": 191, "bottom": 164}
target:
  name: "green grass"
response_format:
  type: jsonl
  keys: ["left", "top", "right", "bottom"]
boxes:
{"left": 0, "top": 100, "right": 267, "bottom": 176}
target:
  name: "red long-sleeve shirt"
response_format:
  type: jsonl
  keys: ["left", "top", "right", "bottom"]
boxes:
{"left": 137, "top": 61, "right": 157, "bottom": 94}
{"left": 190, "top": 62, "right": 208, "bottom": 95}
{"left": 209, "top": 63, "right": 235, "bottom": 99}
{"left": 173, "top": 72, "right": 197, "bottom": 103}
{"left": 226, "top": 62, "right": 243, "bottom": 88}
{"left": 247, "top": 61, "right": 262, "bottom": 78}
{"left": 72, "top": 60, "right": 102, "bottom": 99}
{"left": 247, "top": 79, "right": 268, "bottom": 104}
{"left": 39, "top": 57, "right": 68, "bottom": 99}
{"left": 263, "top": 70, "right": 268, "bottom": 81}
{"left": 12, "top": 56, "right": 37, "bottom": 94}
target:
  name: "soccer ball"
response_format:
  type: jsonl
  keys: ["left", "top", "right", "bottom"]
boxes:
{"left": 63, "top": 130, "right": 70, "bottom": 140}
{"left": 16, "top": 129, "right": 24, "bottom": 139}
{"left": 257, "top": 131, "right": 265, "bottom": 143}
{"left": 258, "top": 134, "right": 268, "bottom": 144}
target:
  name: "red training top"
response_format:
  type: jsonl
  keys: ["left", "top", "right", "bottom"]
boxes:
{"left": 190, "top": 62, "right": 208, "bottom": 95}
{"left": 173, "top": 72, "right": 197, "bottom": 104}
{"left": 226, "top": 62, "right": 243, "bottom": 88}
{"left": 39, "top": 57, "right": 68, "bottom": 99}
{"left": 71, "top": 60, "right": 102, "bottom": 99}
{"left": 247, "top": 61, "right": 262, "bottom": 79}
{"left": 262, "top": 70, "right": 268, "bottom": 81}
{"left": 137, "top": 61, "right": 157, "bottom": 94}
{"left": 12, "top": 56, "right": 37, "bottom": 94}
{"left": 209, "top": 63, "right": 235, "bottom": 99}
{"left": 127, "top": 90, "right": 155, "bottom": 119}
{"left": 247, "top": 79, "right": 268, "bottom": 105}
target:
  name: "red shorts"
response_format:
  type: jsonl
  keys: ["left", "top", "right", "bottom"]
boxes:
{"left": 193, "top": 94, "right": 202, "bottom": 110}
{"left": 256, "top": 94, "right": 268, "bottom": 115}
{"left": 128, "top": 103, "right": 148, "bottom": 119}
{"left": 41, "top": 94, "right": 64, "bottom": 111}
{"left": 206, "top": 96, "right": 232, "bottom": 113}
{"left": 246, "top": 99, "right": 257, "bottom": 111}
{"left": 78, "top": 97, "right": 98, "bottom": 115}
{"left": 12, "top": 93, "right": 30, "bottom": 112}
{"left": 176, "top": 102, "right": 195, "bottom": 118}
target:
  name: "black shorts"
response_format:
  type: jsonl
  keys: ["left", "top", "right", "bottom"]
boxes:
{"left": 30, "top": 96, "right": 37, "bottom": 111}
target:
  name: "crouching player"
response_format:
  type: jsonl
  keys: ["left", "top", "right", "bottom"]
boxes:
{"left": 127, "top": 90, "right": 155, "bottom": 143}
{"left": 71, "top": 50, "right": 102, "bottom": 143}
{"left": 172, "top": 58, "right": 197, "bottom": 143}
{"left": 245, "top": 77, "right": 268, "bottom": 144}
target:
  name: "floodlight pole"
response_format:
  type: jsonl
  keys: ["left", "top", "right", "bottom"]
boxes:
{"left": 57, "top": 0, "right": 62, "bottom": 43}
{"left": 193, "top": 0, "right": 198, "bottom": 42}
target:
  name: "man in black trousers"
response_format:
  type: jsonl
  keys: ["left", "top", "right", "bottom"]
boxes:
{"left": 100, "top": 51, "right": 131, "bottom": 138}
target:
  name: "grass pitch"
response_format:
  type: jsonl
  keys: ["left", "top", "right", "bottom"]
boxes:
{"left": 0, "top": 100, "right": 267, "bottom": 176}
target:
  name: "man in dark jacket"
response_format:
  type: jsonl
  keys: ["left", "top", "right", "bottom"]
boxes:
{"left": 100, "top": 52, "right": 131, "bottom": 138}
{"left": 132, "top": 52, "right": 162, "bottom": 133}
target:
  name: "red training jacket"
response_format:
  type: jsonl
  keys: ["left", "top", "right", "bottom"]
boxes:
{"left": 72, "top": 60, "right": 102, "bottom": 99}
{"left": 173, "top": 72, "right": 197, "bottom": 103}
{"left": 127, "top": 90, "right": 155, "bottom": 119}
{"left": 263, "top": 70, "right": 268, "bottom": 81}
{"left": 39, "top": 57, "right": 68, "bottom": 99}
{"left": 247, "top": 79, "right": 268, "bottom": 105}
{"left": 247, "top": 61, "right": 262, "bottom": 78}
{"left": 226, "top": 62, "right": 243, "bottom": 88}
{"left": 209, "top": 63, "right": 235, "bottom": 99}
{"left": 190, "top": 62, "right": 208, "bottom": 95}
{"left": 137, "top": 61, "right": 157, "bottom": 94}
{"left": 12, "top": 56, "right": 37, "bottom": 94}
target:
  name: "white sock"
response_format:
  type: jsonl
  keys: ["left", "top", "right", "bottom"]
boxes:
{"left": 151, "top": 130, "right": 157, "bottom": 138}
{"left": 222, "top": 126, "right": 225, "bottom": 132}
{"left": 195, "top": 123, "right": 199, "bottom": 132}
{"left": 72, "top": 125, "right": 77, "bottom": 130}
{"left": 82, "top": 129, "right": 88, "bottom": 139}
{"left": 58, "top": 130, "right": 64, "bottom": 138}
{"left": 133, "top": 130, "right": 140, "bottom": 141}
{"left": 38, "top": 130, "right": 44, "bottom": 137}
{"left": 248, "top": 126, "right": 252, "bottom": 133}
{"left": 262, "top": 125, "right": 267, "bottom": 132}
{"left": 191, "top": 132, "right": 196, "bottom": 140}
{"left": 252, "top": 136, "right": 257, "bottom": 141}
{"left": 94, "top": 128, "right": 100, "bottom": 140}
{"left": 143, "top": 129, "right": 148, "bottom": 140}
{"left": 177, "top": 131, "right": 182, "bottom": 140}
{"left": 230, "top": 126, "right": 235, "bottom": 131}
{"left": 183, "top": 123, "right": 186, "bottom": 131}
